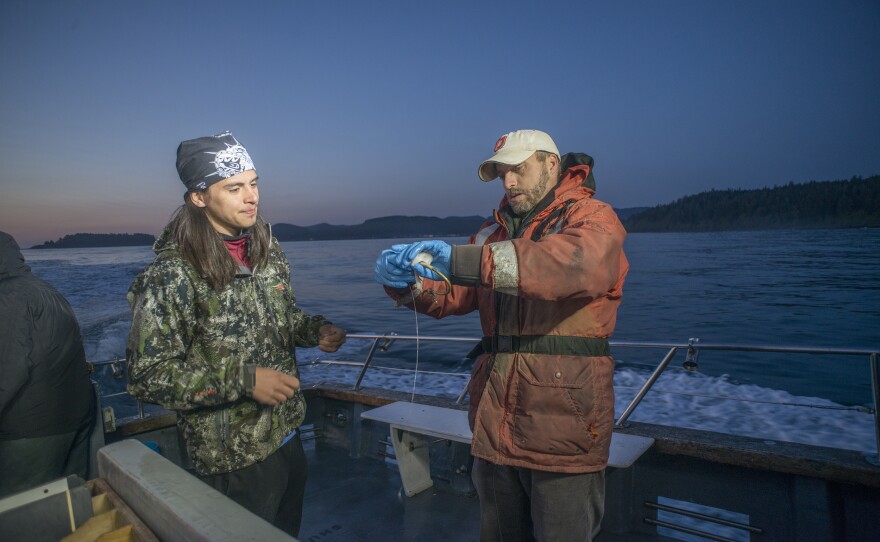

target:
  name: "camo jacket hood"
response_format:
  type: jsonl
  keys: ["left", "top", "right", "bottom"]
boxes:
{"left": 126, "top": 225, "right": 329, "bottom": 475}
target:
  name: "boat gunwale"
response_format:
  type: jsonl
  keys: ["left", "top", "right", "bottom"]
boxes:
{"left": 106, "top": 381, "right": 880, "bottom": 490}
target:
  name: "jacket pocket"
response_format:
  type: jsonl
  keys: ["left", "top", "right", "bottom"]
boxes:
{"left": 467, "top": 354, "right": 492, "bottom": 430}
{"left": 513, "top": 356, "right": 597, "bottom": 455}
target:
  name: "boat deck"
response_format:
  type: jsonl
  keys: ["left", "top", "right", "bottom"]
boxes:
{"left": 298, "top": 436, "right": 657, "bottom": 542}
{"left": 300, "top": 438, "right": 480, "bottom": 541}
{"left": 90, "top": 381, "right": 880, "bottom": 541}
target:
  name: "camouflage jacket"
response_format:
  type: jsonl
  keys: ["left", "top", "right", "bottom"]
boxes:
{"left": 126, "top": 227, "right": 328, "bottom": 475}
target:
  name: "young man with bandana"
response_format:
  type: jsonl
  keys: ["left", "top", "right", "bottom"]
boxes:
{"left": 126, "top": 131, "right": 345, "bottom": 536}
{"left": 374, "top": 130, "right": 628, "bottom": 541}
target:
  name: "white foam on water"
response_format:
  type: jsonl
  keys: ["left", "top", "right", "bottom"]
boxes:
{"left": 86, "top": 319, "right": 131, "bottom": 361}
{"left": 613, "top": 367, "right": 875, "bottom": 453}
{"left": 299, "top": 360, "right": 877, "bottom": 454}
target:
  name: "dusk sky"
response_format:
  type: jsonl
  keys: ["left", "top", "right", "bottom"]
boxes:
{"left": 1, "top": 1, "right": 878, "bottom": 247}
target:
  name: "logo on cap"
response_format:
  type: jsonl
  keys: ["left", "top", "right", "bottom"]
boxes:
{"left": 494, "top": 136, "right": 507, "bottom": 153}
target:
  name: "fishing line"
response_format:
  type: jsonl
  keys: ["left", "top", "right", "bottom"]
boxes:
{"left": 409, "top": 281, "right": 420, "bottom": 403}
{"left": 406, "top": 253, "right": 453, "bottom": 402}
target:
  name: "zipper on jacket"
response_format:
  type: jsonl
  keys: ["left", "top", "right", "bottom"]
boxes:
{"left": 216, "top": 409, "right": 230, "bottom": 451}
{"left": 259, "top": 274, "right": 287, "bottom": 347}
{"left": 243, "top": 271, "right": 286, "bottom": 348}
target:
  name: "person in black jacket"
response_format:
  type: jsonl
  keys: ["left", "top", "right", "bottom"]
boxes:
{"left": 0, "top": 231, "right": 96, "bottom": 498}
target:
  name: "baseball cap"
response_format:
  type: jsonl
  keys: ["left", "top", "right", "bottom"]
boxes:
{"left": 477, "top": 129, "right": 560, "bottom": 181}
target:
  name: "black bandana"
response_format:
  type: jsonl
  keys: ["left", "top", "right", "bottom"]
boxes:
{"left": 176, "top": 131, "right": 255, "bottom": 192}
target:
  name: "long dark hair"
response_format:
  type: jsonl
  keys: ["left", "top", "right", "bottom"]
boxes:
{"left": 166, "top": 198, "right": 271, "bottom": 290}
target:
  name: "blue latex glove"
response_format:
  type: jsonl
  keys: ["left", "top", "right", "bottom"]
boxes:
{"left": 391, "top": 240, "right": 451, "bottom": 281}
{"left": 389, "top": 241, "right": 430, "bottom": 270}
{"left": 374, "top": 248, "right": 415, "bottom": 288}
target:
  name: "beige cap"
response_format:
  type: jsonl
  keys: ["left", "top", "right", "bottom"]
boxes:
{"left": 477, "top": 129, "right": 560, "bottom": 181}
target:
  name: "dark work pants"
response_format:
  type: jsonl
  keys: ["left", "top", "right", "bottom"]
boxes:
{"left": 471, "top": 457, "right": 605, "bottom": 542}
{"left": 0, "top": 417, "right": 93, "bottom": 499}
{"left": 201, "top": 433, "right": 308, "bottom": 537}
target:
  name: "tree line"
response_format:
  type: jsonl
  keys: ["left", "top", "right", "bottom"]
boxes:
{"left": 28, "top": 176, "right": 879, "bottom": 247}
{"left": 31, "top": 233, "right": 155, "bottom": 249}
{"left": 623, "top": 175, "right": 879, "bottom": 232}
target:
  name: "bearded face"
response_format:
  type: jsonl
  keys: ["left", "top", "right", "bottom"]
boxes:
{"left": 505, "top": 159, "right": 553, "bottom": 216}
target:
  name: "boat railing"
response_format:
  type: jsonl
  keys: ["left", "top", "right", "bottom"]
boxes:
{"left": 88, "top": 333, "right": 880, "bottom": 465}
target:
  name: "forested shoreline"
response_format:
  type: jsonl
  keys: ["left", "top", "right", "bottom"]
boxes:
{"left": 30, "top": 233, "right": 156, "bottom": 249}
{"left": 28, "top": 175, "right": 879, "bottom": 247}
{"left": 623, "top": 175, "right": 879, "bottom": 232}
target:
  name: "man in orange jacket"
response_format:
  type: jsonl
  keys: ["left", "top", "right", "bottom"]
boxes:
{"left": 375, "top": 129, "right": 628, "bottom": 541}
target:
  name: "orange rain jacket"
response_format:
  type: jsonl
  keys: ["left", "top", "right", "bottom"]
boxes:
{"left": 386, "top": 154, "right": 628, "bottom": 473}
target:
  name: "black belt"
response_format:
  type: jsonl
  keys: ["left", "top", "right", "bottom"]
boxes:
{"left": 479, "top": 335, "right": 610, "bottom": 357}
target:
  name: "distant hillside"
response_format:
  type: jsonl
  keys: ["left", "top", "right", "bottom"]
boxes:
{"left": 623, "top": 175, "right": 880, "bottom": 232}
{"left": 615, "top": 207, "right": 650, "bottom": 221}
{"left": 27, "top": 216, "right": 494, "bottom": 248}
{"left": 32, "top": 211, "right": 657, "bottom": 248}
{"left": 30, "top": 180, "right": 875, "bottom": 249}
{"left": 31, "top": 233, "right": 155, "bottom": 249}
{"left": 272, "top": 215, "right": 489, "bottom": 241}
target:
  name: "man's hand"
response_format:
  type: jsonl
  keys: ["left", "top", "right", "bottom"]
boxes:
{"left": 374, "top": 249, "right": 414, "bottom": 288}
{"left": 391, "top": 240, "right": 451, "bottom": 281}
{"left": 318, "top": 324, "right": 346, "bottom": 352}
{"left": 409, "top": 240, "right": 451, "bottom": 281}
{"left": 251, "top": 367, "right": 300, "bottom": 406}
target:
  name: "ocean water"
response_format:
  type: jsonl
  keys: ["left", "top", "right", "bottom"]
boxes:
{"left": 22, "top": 228, "right": 880, "bottom": 453}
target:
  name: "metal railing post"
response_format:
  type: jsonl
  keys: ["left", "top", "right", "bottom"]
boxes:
{"left": 868, "top": 352, "right": 880, "bottom": 466}
{"left": 615, "top": 347, "right": 679, "bottom": 428}
{"left": 455, "top": 375, "right": 472, "bottom": 405}
{"left": 353, "top": 336, "right": 385, "bottom": 391}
